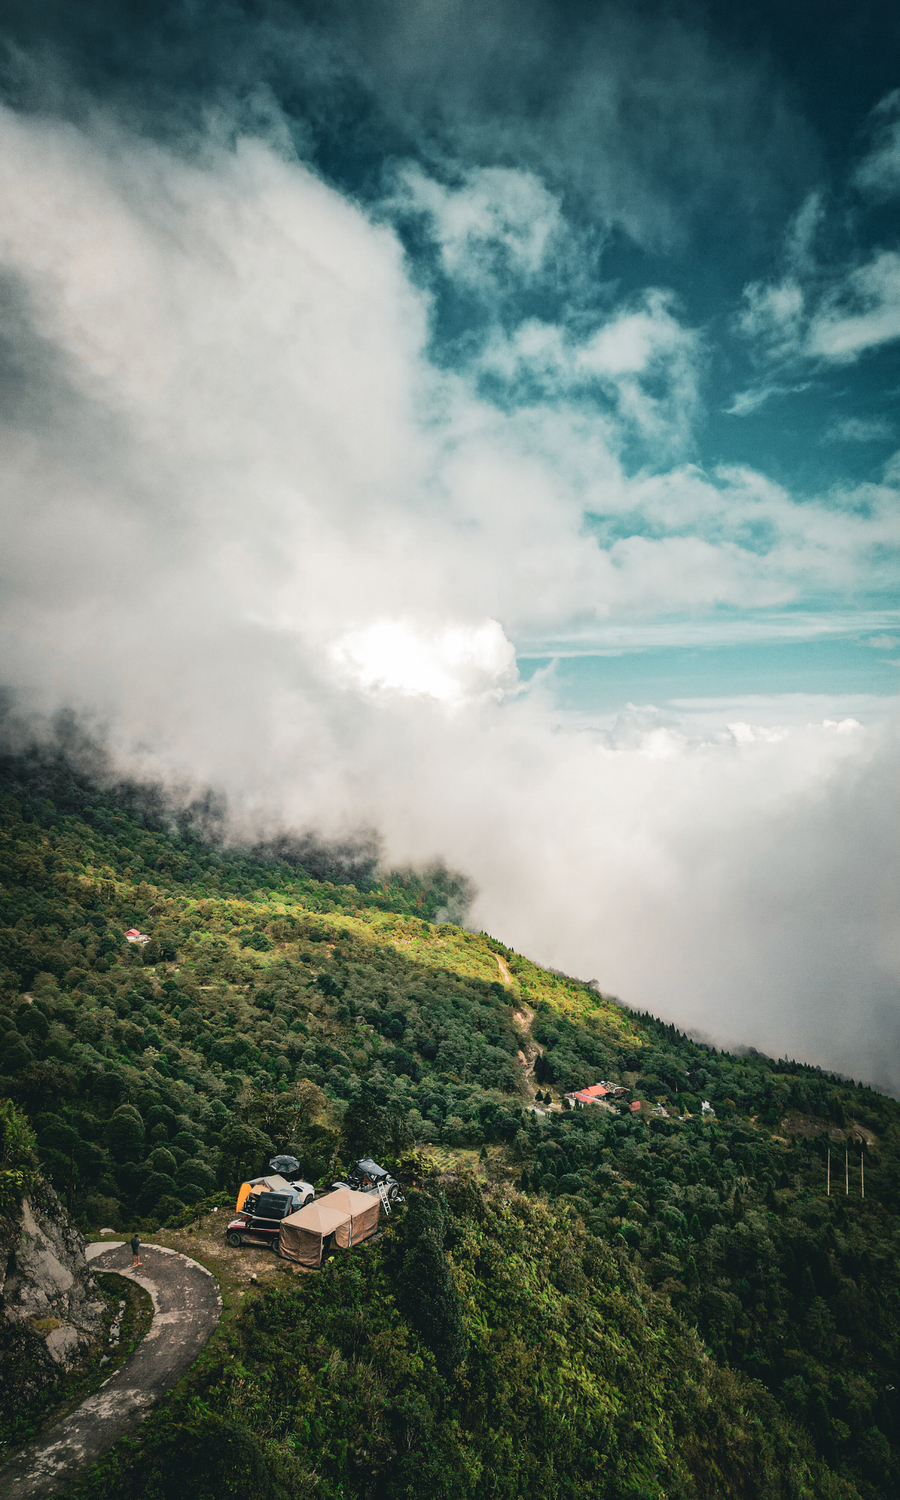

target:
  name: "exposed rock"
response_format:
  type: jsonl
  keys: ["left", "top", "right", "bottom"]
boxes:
{"left": 0, "top": 1179, "right": 106, "bottom": 1422}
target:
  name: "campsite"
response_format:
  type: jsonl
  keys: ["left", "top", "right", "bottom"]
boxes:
{"left": 224, "top": 1155, "right": 397, "bottom": 1264}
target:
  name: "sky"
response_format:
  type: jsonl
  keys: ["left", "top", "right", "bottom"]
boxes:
{"left": 1, "top": 0, "right": 900, "bottom": 1087}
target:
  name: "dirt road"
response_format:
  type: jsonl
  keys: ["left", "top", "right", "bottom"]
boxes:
{"left": 512, "top": 999, "right": 548, "bottom": 1106}
{"left": 0, "top": 1243, "right": 221, "bottom": 1500}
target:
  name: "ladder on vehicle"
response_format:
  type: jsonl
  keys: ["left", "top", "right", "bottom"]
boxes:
{"left": 377, "top": 1180, "right": 392, "bottom": 1215}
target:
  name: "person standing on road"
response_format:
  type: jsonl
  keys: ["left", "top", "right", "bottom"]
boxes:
{"left": 130, "top": 1233, "right": 142, "bottom": 1267}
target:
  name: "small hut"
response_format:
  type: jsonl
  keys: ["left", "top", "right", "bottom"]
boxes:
{"left": 278, "top": 1186, "right": 380, "bottom": 1268}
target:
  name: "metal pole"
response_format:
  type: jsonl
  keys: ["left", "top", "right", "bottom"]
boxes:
{"left": 845, "top": 1150, "right": 849, "bottom": 1196}
{"left": 827, "top": 1149, "right": 830, "bottom": 1196}
{"left": 861, "top": 1152, "right": 865, "bottom": 1200}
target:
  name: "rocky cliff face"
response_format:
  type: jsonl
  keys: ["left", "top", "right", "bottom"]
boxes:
{"left": 0, "top": 1179, "right": 105, "bottom": 1418}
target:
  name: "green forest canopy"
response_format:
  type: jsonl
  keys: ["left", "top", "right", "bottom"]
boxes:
{"left": 1, "top": 744, "right": 898, "bottom": 1500}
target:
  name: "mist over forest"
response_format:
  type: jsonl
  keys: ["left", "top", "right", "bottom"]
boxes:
{"left": 1, "top": 740, "right": 899, "bottom": 1500}
{"left": 1, "top": 6, "right": 900, "bottom": 1495}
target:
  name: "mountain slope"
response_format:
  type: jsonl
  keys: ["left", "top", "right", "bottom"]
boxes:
{"left": 1, "top": 743, "right": 898, "bottom": 1499}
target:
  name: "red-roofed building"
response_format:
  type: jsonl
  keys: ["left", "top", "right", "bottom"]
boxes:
{"left": 565, "top": 1083, "right": 612, "bottom": 1107}
{"left": 629, "top": 1100, "right": 642, "bottom": 1114}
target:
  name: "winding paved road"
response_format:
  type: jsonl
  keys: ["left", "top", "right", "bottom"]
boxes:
{"left": 1, "top": 1243, "right": 221, "bottom": 1500}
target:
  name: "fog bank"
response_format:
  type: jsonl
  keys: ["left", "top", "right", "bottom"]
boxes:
{"left": 1, "top": 108, "right": 898, "bottom": 1090}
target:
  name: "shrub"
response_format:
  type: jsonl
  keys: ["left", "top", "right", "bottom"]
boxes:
{"left": 152, "top": 1416, "right": 289, "bottom": 1500}
{"left": 177, "top": 1158, "right": 216, "bottom": 1194}
{"left": 137, "top": 1171, "right": 177, "bottom": 1214}
{"left": 83, "top": 1192, "right": 122, "bottom": 1227}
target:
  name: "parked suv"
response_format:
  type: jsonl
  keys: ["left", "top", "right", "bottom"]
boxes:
{"left": 225, "top": 1187, "right": 309, "bottom": 1250}
{"left": 340, "top": 1157, "right": 404, "bottom": 1205}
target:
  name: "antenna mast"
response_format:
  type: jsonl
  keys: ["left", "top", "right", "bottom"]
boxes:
{"left": 827, "top": 1148, "right": 830, "bottom": 1197}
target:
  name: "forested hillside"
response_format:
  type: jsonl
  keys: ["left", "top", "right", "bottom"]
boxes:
{"left": 1, "top": 743, "right": 898, "bottom": 1500}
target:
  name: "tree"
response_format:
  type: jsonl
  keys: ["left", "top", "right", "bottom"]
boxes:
{"left": 22, "top": 1060, "right": 76, "bottom": 1103}
{"left": 137, "top": 1171, "right": 178, "bottom": 1214}
{"left": 0, "top": 1099, "right": 37, "bottom": 1170}
{"left": 105, "top": 1104, "right": 145, "bottom": 1162}
{"left": 0, "top": 1033, "right": 33, "bottom": 1074}
{"left": 242, "top": 1079, "right": 326, "bottom": 1142}
{"left": 343, "top": 1091, "right": 412, "bottom": 1158}
{"left": 178, "top": 1158, "right": 216, "bottom": 1195}
{"left": 155, "top": 1415, "right": 288, "bottom": 1500}
{"left": 149, "top": 1146, "right": 178, "bottom": 1177}
{"left": 343, "top": 1093, "right": 382, "bottom": 1158}
{"left": 534, "top": 1053, "right": 554, "bottom": 1085}
{"left": 295, "top": 1078, "right": 326, "bottom": 1122}
{"left": 397, "top": 1189, "right": 467, "bottom": 1374}
{"left": 220, "top": 1120, "right": 274, "bottom": 1187}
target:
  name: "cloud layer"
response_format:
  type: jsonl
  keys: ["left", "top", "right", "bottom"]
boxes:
{"left": 734, "top": 94, "right": 900, "bottom": 387}
{"left": 2, "top": 105, "right": 899, "bottom": 1088}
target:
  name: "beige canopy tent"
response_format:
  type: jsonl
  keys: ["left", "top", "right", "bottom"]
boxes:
{"left": 235, "top": 1173, "right": 295, "bottom": 1213}
{"left": 278, "top": 1186, "right": 380, "bottom": 1267}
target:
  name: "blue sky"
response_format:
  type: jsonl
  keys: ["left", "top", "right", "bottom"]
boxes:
{"left": 1, "top": 1, "right": 900, "bottom": 1083}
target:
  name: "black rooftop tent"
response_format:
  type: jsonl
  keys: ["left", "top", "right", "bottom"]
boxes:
{"left": 355, "top": 1158, "right": 389, "bottom": 1181}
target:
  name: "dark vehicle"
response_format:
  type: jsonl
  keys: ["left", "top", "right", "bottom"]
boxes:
{"left": 225, "top": 1188, "right": 308, "bottom": 1250}
{"left": 341, "top": 1157, "right": 404, "bottom": 1205}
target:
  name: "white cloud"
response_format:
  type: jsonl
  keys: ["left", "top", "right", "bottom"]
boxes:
{"left": 737, "top": 278, "right": 804, "bottom": 356}
{"left": 396, "top": 698, "right": 900, "bottom": 1091}
{"left": 520, "top": 613, "right": 900, "bottom": 659}
{"left": 478, "top": 291, "right": 702, "bottom": 454}
{"left": 736, "top": 248, "right": 900, "bottom": 368}
{"left": 785, "top": 190, "right": 825, "bottom": 271}
{"left": 342, "top": 0, "right": 816, "bottom": 250}
{"left": 0, "top": 109, "right": 895, "bottom": 642}
{"left": 576, "top": 291, "right": 696, "bottom": 379}
{"left": 392, "top": 163, "right": 566, "bottom": 288}
{"left": 733, "top": 195, "right": 822, "bottom": 366}
{"left": 726, "top": 721, "right": 786, "bottom": 744}
{"left": 807, "top": 250, "right": 900, "bottom": 361}
{"left": 390, "top": 163, "right": 702, "bottom": 455}
{"left": 724, "top": 380, "right": 812, "bottom": 417}
{"left": 329, "top": 619, "right": 517, "bottom": 703}
{"left": 2, "top": 109, "right": 900, "bottom": 1088}
{"left": 827, "top": 415, "right": 893, "bottom": 443}
{"left": 734, "top": 146, "right": 900, "bottom": 370}
{"left": 854, "top": 89, "right": 900, "bottom": 200}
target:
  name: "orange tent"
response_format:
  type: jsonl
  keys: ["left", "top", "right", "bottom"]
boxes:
{"left": 235, "top": 1173, "right": 295, "bottom": 1213}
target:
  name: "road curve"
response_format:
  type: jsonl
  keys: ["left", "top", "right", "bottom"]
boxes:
{"left": 1, "top": 1243, "right": 222, "bottom": 1500}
